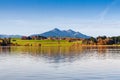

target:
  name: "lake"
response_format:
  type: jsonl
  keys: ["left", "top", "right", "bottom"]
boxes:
{"left": 0, "top": 46, "right": 120, "bottom": 80}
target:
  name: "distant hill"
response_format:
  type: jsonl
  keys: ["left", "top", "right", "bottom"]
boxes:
{"left": 0, "top": 35, "right": 22, "bottom": 38}
{"left": 32, "top": 28, "right": 90, "bottom": 38}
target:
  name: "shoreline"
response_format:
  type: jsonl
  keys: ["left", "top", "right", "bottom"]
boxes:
{"left": 3, "top": 44, "right": 120, "bottom": 47}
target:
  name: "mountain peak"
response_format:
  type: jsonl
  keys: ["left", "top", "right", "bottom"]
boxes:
{"left": 68, "top": 29, "right": 73, "bottom": 31}
{"left": 67, "top": 29, "right": 75, "bottom": 33}
{"left": 53, "top": 28, "right": 60, "bottom": 31}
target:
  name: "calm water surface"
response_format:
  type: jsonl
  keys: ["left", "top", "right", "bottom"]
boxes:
{"left": 0, "top": 46, "right": 120, "bottom": 80}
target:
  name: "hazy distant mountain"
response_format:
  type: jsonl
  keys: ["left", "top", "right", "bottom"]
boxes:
{"left": 32, "top": 28, "right": 90, "bottom": 38}
{"left": 0, "top": 35, "right": 22, "bottom": 38}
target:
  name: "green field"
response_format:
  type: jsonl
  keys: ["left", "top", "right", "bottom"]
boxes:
{"left": 11, "top": 38, "right": 82, "bottom": 47}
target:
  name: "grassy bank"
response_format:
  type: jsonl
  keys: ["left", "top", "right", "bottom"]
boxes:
{"left": 11, "top": 38, "right": 82, "bottom": 47}
{"left": 11, "top": 38, "right": 120, "bottom": 47}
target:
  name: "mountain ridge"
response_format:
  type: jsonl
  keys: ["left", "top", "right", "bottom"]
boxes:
{"left": 0, "top": 28, "right": 90, "bottom": 38}
{"left": 0, "top": 35, "right": 22, "bottom": 38}
{"left": 32, "top": 28, "right": 90, "bottom": 38}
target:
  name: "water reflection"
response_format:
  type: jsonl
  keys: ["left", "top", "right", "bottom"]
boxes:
{"left": 0, "top": 46, "right": 120, "bottom": 80}
{"left": 0, "top": 46, "right": 120, "bottom": 63}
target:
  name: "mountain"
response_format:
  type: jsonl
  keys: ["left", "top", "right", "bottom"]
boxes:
{"left": 32, "top": 28, "right": 90, "bottom": 38}
{"left": 0, "top": 35, "right": 22, "bottom": 38}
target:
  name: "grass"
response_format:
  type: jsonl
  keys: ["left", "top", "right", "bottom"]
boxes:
{"left": 11, "top": 38, "right": 82, "bottom": 47}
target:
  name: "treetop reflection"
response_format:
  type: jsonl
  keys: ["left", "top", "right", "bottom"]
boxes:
{"left": 0, "top": 46, "right": 120, "bottom": 63}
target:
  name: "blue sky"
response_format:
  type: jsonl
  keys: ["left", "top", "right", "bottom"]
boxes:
{"left": 0, "top": 0, "right": 120, "bottom": 37}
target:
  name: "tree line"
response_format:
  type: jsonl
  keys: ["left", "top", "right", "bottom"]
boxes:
{"left": 0, "top": 35, "right": 120, "bottom": 46}
{"left": 82, "top": 36, "right": 120, "bottom": 45}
